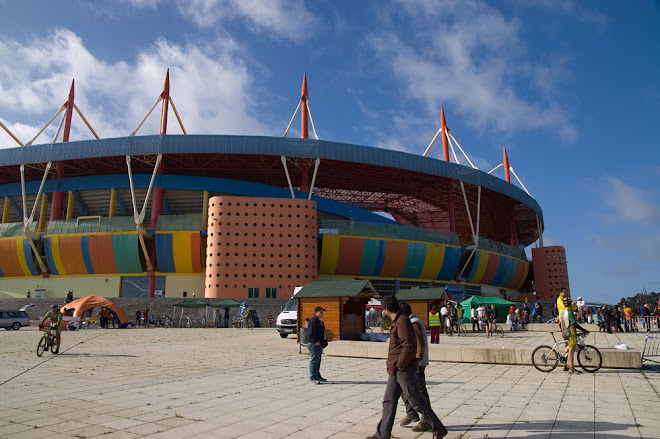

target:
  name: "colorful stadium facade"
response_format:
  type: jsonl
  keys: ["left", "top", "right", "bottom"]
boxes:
{"left": 0, "top": 72, "right": 560, "bottom": 300}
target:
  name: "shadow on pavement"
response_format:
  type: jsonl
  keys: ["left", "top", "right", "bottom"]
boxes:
{"left": 59, "top": 353, "right": 138, "bottom": 358}
{"left": 450, "top": 420, "right": 637, "bottom": 437}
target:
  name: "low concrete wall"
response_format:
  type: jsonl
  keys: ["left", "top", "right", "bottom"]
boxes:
{"left": 324, "top": 340, "right": 642, "bottom": 369}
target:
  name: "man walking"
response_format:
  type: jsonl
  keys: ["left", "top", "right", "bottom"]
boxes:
{"left": 367, "top": 295, "right": 448, "bottom": 439}
{"left": 306, "top": 306, "right": 328, "bottom": 384}
{"left": 398, "top": 302, "right": 432, "bottom": 433}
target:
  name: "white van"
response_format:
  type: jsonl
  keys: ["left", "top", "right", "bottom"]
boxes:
{"left": 276, "top": 287, "right": 301, "bottom": 338}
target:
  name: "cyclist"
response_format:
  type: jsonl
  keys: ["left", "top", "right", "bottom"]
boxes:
{"left": 40, "top": 305, "right": 63, "bottom": 353}
{"left": 456, "top": 304, "right": 464, "bottom": 326}
{"left": 560, "top": 299, "right": 589, "bottom": 373}
{"left": 238, "top": 301, "right": 250, "bottom": 327}
{"left": 448, "top": 303, "right": 458, "bottom": 329}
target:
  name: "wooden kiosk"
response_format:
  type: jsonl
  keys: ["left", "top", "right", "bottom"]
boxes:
{"left": 296, "top": 280, "right": 379, "bottom": 342}
{"left": 396, "top": 287, "right": 450, "bottom": 328}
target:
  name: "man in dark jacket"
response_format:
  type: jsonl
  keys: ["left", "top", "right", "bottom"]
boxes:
{"left": 306, "top": 306, "right": 328, "bottom": 384}
{"left": 367, "top": 295, "right": 447, "bottom": 439}
{"left": 601, "top": 305, "right": 613, "bottom": 334}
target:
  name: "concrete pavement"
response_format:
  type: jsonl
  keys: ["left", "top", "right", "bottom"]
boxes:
{"left": 0, "top": 327, "right": 658, "bottom": 439}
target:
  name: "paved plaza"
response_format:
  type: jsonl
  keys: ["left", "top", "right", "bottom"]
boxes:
{"left": 1, "top": 327, "right": 659, "bottom": 439}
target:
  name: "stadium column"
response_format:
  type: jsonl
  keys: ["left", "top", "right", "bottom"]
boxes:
{"left": 38, "top": 194, "right": 48, "bottom": 232}
{"left": 65, "top": 191, "right": 74, "bottom": 220}
{"left": 201, "top": 191, "right": 209, "bottom": 229}
{"left": 441, "top": 107, "right": 456, "bottom": 232}
{"left": 300, "top": 73, "right": 310, "bottom": 193}
{"left": 109, "top": 188, "right": 116, "bottom": 217}
{"left": 146, "top": 70, "right": 170, "bottom": 298}
{"left": 2, "top": 197, "right": 10, "bottom": 223}
{"left": 149, "top": 185, "right": 163, "bottom": 298}
{"left": 503, "top": 146, "right": 519, "bottom": 246}
{"left": 50, "top": 81, "right": 75, "bottom": 221}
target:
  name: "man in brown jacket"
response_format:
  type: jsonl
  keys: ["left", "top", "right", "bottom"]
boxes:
{"left": 367, "top": 295, "right": 447, "bottom": 439}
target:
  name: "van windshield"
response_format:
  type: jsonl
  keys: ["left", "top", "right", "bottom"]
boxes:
{"left": 283, "top": 298, "right": 297, "bottom": 312}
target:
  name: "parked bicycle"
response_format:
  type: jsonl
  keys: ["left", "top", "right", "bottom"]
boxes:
{"left": 531, "top": 331, "right": 602, "bottom": 373}
{"left": 36, "top": 325, "right": 60, "bottom": 357}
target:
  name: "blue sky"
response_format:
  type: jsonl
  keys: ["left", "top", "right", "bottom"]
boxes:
{"left": 0, "top": 0, "right": 658, "bottom": 304}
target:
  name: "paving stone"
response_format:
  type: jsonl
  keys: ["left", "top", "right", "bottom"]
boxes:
{"left": 0, "top": 327, "right": 658, "bottom": 439}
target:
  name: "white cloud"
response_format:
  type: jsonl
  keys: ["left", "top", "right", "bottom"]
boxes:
{"left": 601, "top": 177, "right": 660, "bottom": 225}
{"left": 365, "top": 0, "right": 578, "bottom": 143}
{"left": 0, "top": 29, "right": 272, "bottom": 148}
{"left": 120, "top": 0, "right": 161, "bottom": 8}
{"left": 175, "top": 0, "right": 318, "bottom": 43}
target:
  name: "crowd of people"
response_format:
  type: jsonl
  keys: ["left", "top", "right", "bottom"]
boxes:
{"left": 589, "top": 302, "right": 660, "bottom": 333}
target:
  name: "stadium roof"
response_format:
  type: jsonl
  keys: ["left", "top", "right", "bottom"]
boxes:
{"left": 0, "top": 135, "right": 543, "bottom": 246}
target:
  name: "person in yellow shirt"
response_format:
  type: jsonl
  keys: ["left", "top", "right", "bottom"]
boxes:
{"left": 623, "top": 304, "right": 633, "bottom": 332}
{"left": 556, "top": 288, "right": 568, "bottom": 330}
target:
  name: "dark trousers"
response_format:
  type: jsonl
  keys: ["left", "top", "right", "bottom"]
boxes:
{"left": 307, "top": 343, "right": 323, "bottom": 381}
{"left": 375, "top": 366, "right": 445, "bottom": 439}
{"left": 472, "top": 318, "right": 479, "bottom": 332}
{"left": 402, "top": 366, "right": 430, "bottom": 424}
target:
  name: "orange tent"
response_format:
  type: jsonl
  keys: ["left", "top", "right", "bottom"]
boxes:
{"left": 61, "top": 295, "right": 129, "bottom": 327}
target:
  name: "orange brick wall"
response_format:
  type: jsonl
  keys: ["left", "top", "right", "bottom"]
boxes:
{"left": 205, "top": 196, "right": 318, "bottom": 299}
{"left": 531, "top": 246, "right": 570, "bottom": 301}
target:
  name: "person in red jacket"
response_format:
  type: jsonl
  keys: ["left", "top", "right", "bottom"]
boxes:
{"left": 428, "top": 305, "right": 441, "bottom": 344}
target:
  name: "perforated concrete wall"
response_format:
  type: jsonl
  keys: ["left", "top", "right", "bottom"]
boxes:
{"left": 205, "top": 196, "right": 318, "bottom": 299}
{"left": 531, "top": 246, "right": 570, "bottom": 300}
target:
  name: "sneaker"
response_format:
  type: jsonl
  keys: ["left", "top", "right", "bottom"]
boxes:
{"left": 399, "top": 414, "right": 420, "bottom": 426}
{"left": 309, "top": 379, "right": 320, "bottom": 384}
{"left": 568, "top": 368, "right": 582, "bottom": 374}
{"left": 318, "top": 377, "right": 328, "bottom": 382}
{"left": 412, "top": 422, "right": 432, "bottom": 432}
{"left": 563, "top": 365, "right": 569, "bottom": 372}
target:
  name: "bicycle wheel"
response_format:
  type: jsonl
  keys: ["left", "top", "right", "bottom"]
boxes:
{"left": 446, "top": 325, "right": 454, "bottom": 336}
{"left": 51, "top": 338, "right": 60, "bottom": 354}
{"left": 247, "top": 319, "right": 254, "bottom": 329}
{"left": 577, "top": 345, "right": 602, "bottom": 373}
{"left": 458, "top": 325, "right": 467, "bottom": 337}
{"left": 495, "top": 325, "right": 504, "bottom": 338}
{"left": 36, "top": 336, "right": 48, "bottom": 357}
{"left": 531, "top": 345, "right": 559, "bottom": 372}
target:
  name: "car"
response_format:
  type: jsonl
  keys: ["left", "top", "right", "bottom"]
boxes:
{"left": 276, "top": 297, "right": 297, "bottom": 338}
{"left": 0, "top": 310, "right": 30, "bottom": 330}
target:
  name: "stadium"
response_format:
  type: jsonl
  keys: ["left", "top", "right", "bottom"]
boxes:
{"left": 0, "top": 72, "right": 565, "bottom": 302}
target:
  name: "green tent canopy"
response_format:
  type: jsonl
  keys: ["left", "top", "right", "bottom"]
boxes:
{"left": 460, "top": 296, "right": 516, "bottom": 323}
{"left": 173, "top": 299, "right": 209, "bottom": 308}
{"left": 209, "top": 299, "right": 241, "bottom": 308}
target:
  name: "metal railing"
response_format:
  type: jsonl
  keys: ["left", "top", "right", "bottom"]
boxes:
{"left": 642, "top": 331, "right": 660, "bottom": 367}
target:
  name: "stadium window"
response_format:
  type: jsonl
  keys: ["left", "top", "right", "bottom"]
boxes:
{"left": 266, "top": 287, "right": 277, "bottom": 298}
{"left": 248, "top": 287, "right": 260, "bottom": 298}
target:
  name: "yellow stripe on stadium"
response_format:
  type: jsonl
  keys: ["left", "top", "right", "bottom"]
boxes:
{"left": 172, "top": 232, "right": 193, "bottom": 273}
{"left": 319, "top": 234, "right": 340, "bottom": 275}
{"left": 418, "top": 243, "right": 446, "bottom": 280}
{"left": 16, "top": 238, "right": 31, "bottom": 276}
{"left": 50, "top": 236, "right": 67, "bottom": 275}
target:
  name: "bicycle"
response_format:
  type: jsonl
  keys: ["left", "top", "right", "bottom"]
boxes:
{"left": 446, "top": 321, "right": 467, "bottom": 336}
{"left": 37, "top": 325, "right": 60, "bottom": 357}
{"left": 531, "top": 331, "right": 602, "bottom": 373}
{"left": 485, "top": 322, "right": 504, "bottom": 338}
{"left": 232, "top": 315, "right": 254, "bottom": 329}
